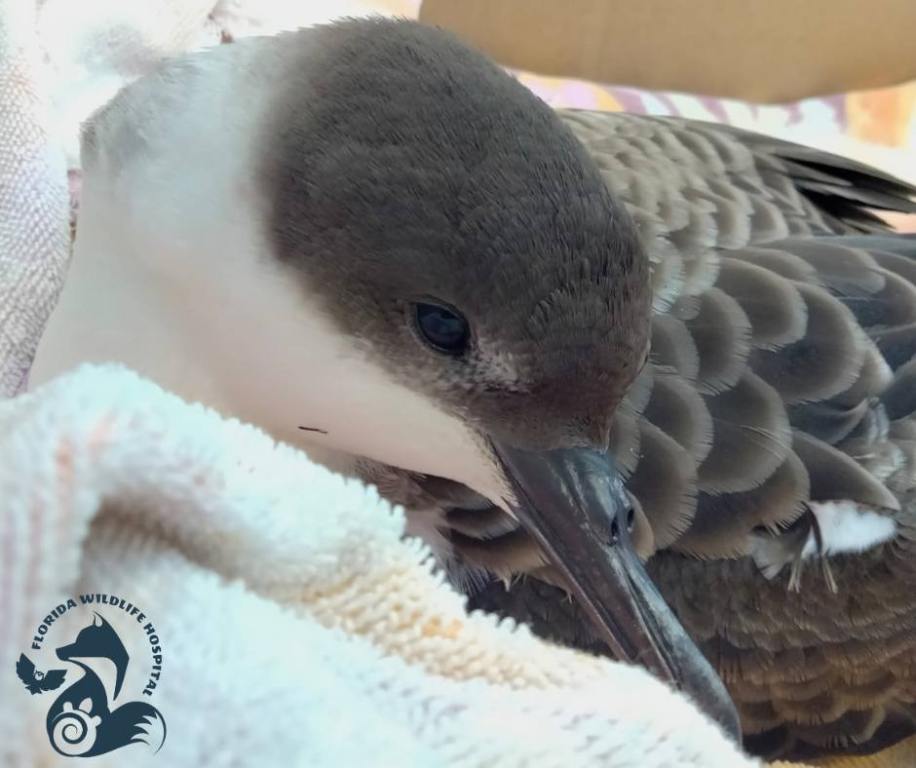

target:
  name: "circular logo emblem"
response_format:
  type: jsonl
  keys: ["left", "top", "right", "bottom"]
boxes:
{"left": 15, "top": 594, "right": 166, "bottom": 757}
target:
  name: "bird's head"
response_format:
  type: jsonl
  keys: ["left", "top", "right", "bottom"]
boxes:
{"left": 258, "top": 19, "right": 736, "bottom": 735}
{"left": 44, "top": 18, "right": 737, "bottom": 737}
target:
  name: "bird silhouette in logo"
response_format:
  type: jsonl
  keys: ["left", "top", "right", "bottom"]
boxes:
{"left": 15, "top": 654, "right": 67, "bottom": 695}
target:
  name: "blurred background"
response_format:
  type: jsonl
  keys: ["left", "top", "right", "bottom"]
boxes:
{"left": 35, "top": 0, "right": 916, "bottom": 230}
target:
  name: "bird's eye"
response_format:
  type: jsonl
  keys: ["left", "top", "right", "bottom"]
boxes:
{"left": 413, "top": 302, "right": 470, "bottom": 356}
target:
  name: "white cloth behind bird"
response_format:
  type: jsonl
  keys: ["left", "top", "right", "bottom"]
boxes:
{"left": 0, "top": 363, "right": 758, "bottom": 767}
{"left": 0, "top": 0, "right": 69, "bottom": 397}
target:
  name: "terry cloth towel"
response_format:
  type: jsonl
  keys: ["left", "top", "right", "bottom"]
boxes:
{"left": 0, "top": 363, "right": 759, "bottom": 767}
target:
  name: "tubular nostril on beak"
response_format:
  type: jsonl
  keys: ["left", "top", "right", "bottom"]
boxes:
{"left": 609, "top": 500, "right": 637, "bottom": 546}
{"left": 609, "top": 517, "right": 621, "bottom": 545}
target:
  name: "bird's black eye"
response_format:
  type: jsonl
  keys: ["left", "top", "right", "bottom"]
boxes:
{"left": 413, "top": 302, "right": 470, "bottom": 356}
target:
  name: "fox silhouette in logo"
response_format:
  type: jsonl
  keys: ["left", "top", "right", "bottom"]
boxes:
{"left": 45, "top": 613, "right": 167, "bottom": 757}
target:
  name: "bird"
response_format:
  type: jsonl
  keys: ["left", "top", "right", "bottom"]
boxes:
{"left": 16, "top": 653, "right": 67, "bottom": 695}
{"left": 27, "top": 17, "right": 916, "bottom": 762}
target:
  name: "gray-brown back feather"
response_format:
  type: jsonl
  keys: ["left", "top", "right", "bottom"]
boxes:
{"left": 464, "top": 112, "right": 916, "bottom": 760}
{"left": 559, "top": 113, "right": 916, "bottom": 561}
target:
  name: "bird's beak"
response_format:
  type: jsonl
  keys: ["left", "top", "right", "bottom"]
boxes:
{"left": 491, "top": 442, "right": 741, "bottom": 740}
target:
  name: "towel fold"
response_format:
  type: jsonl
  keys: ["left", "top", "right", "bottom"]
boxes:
{"left": 0, "top": 363, "right": 758, "bottom": 766}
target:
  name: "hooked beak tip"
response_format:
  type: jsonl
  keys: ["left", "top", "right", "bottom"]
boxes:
{"left": 490, "top": 440, "right": 741, "bottom": 741}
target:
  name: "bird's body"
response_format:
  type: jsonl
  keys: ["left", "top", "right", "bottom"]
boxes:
{"left": 460, "top": 115, "right": 916, "bottom": 761}
{"left": 27, "top": 18, "right": 916, "bottom": 761}
{"left": 326, "top": 106, "right": 916, "bottom": 760}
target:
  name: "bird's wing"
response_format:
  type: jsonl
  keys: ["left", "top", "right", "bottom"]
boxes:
{"left": 559, "top": 111, "right": 916, "bottom": 759}
{"left": 41, "top": 668, "right": 67, "bottom": 691}
{"left": 556, "top": 111, "right": 916, "bottom": 556}
{"left": 605, "top": 232, "right": 916, "bottom": 560}
{"left": 15, "top": 653, "right": 36, "bottom": 685}
{"left": 560, "top": 112, "right": 916, "bottom": 313}
{"left": 637, "top": 232, "right": 916, "bottom": 760}
{"left": 444, "top": 113, "right": 916, "bottom": 759}
{"left": 560, "top": 111, "right": 916, "bottom": 241}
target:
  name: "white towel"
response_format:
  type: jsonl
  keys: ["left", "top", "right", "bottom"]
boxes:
{"left": 0, "top": 363, "right": 757, "bottom": 766}
{"left": 0, "top": 0, "right": 69, "bottom": 397}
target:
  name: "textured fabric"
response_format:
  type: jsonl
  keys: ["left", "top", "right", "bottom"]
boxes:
{"left": 808, "top": 736, "right": 916, "bottom": 767}
{"left": 518, "top": 76, "right": 916, "bottom": 152}
{"left": 0, "top": 0, "right": 69, "bottom": 397}
{"left": 0, "top": 363, "right": 758, "bottom": 767}
{"left": 516, "top": 73, "right": 916, "bottom": 235}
